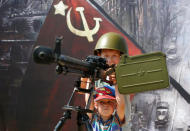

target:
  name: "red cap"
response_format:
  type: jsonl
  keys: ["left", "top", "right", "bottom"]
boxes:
{"left": 94, "top": 85, "right": 115, "bottom": 102}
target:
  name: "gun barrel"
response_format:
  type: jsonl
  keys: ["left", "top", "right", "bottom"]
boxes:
{"left": 57, "top": 55, "right": 91, "bottom": 72}
{"left": 33, "top": 46, "right": 91, "bottom": 73}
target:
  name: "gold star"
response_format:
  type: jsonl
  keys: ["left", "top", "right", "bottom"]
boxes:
{"left": 54, "top": 1, "right": 68, "bottom": 16}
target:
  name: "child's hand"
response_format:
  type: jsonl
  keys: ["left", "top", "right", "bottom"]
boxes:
{"left": 109, "top": 72, "right": 117, "bottom": 85}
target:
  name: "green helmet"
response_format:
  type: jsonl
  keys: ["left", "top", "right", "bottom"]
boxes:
{"left": 94, "top": 32, "right": 128, "bottom": 55}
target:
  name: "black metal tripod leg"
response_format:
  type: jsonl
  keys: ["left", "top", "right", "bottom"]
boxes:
{"left": 77, "top": 112, "right": 93, "bottom": 131}
{"left": 54, "top": 111, "right": 71, "bottom": 131}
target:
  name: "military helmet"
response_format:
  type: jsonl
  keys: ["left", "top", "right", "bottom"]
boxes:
{"left": 94, "top": 32, "right": 128, "bottom": 55}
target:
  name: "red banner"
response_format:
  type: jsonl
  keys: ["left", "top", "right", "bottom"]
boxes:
{"left": 19, "top": 0, "right": 142, "bottom": 130}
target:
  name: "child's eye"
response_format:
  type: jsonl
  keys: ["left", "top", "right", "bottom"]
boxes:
{"left": 99, "top": 101, "right": 114, "bottom": 105}
{"left": 107, "top": 101, "right": 111, "bottom": 104}
{"left": 102, "top": 55, "right": 108, "bottom": 59}
{"left": 100, "top": 101, "right": 104, "bottom": 104}
{"left": 108, "top": 101, "right": 114, "bottom": 104}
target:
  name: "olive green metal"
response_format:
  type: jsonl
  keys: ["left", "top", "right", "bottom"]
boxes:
{"left": 115, "top": 52, "right": 169, "bottom": 94}
{"left": 94, "top": 32, "right": 128, "bottom": 54}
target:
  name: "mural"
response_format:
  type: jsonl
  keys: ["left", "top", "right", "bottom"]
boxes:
{"left": 0, "top": 0, "right": 53, "bottom": 130}
{"left": 130, "top": 0, "right": 190, "bottom": 131}
{"left": 0, "top": 0, "right": 190, "bottom": 131}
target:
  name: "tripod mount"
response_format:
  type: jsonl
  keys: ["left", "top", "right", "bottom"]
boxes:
{"left": 33, "top": 37, "right": 112, "bottom": 131}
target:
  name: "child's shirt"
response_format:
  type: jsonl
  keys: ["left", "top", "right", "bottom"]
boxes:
{"left": 91, "top": 111, "right": 123, "bottom": 131}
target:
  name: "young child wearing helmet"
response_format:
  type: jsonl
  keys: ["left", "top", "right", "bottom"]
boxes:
{"left": 81, "top": 32, "right": 128, "bottom": 87}
{"left": 94, "top": 32, "right": 127, "bottom": 87}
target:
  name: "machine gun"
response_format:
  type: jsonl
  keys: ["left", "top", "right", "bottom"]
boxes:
{"left": 33, "top": 37, "right": 111, "bottom": 131}
{"left": 33, "top": 36, "right": 171, "bottom": 131}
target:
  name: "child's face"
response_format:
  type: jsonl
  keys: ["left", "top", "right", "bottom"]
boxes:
{"left": 98, "top": 49, "right": 121, "bottom": 66}
{"left": 95, "top": 99, "right": 116, "bottom": 118}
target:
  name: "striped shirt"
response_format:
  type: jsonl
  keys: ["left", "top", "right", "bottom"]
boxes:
{"left": 91, "top": 111, "right": 123, "bottom": 131}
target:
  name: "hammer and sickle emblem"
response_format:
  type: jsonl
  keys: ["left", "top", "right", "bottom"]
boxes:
{"left": 137, "top": 64, "right": 145, "bottom": 77}
{"left": 67, "top": 7, "right": 102, "bottom": 42}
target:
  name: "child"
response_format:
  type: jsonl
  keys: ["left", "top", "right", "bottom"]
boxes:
{"left": 81, "top": 32, "right": 128, "bottom": 88}
{"left": 91, "top": 85, "right": 125, "bottom": 131}
{"left": 82, "top": 32, "right": 131, "bottom": 130}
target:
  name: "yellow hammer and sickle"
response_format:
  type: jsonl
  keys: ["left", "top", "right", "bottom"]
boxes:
{"left": 66, "top": 7, "right": 102, "bottom": 42}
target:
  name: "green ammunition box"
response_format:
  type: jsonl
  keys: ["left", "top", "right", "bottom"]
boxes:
{"left": 116, "top": 52, "right": 169, "bottom": 94}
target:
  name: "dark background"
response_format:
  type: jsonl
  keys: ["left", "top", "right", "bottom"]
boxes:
{"left": 0, "top": 0, "right": 54, "bottom": 130}
{"left": 1, "top": 0, "right": 190, "bottom": 131}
